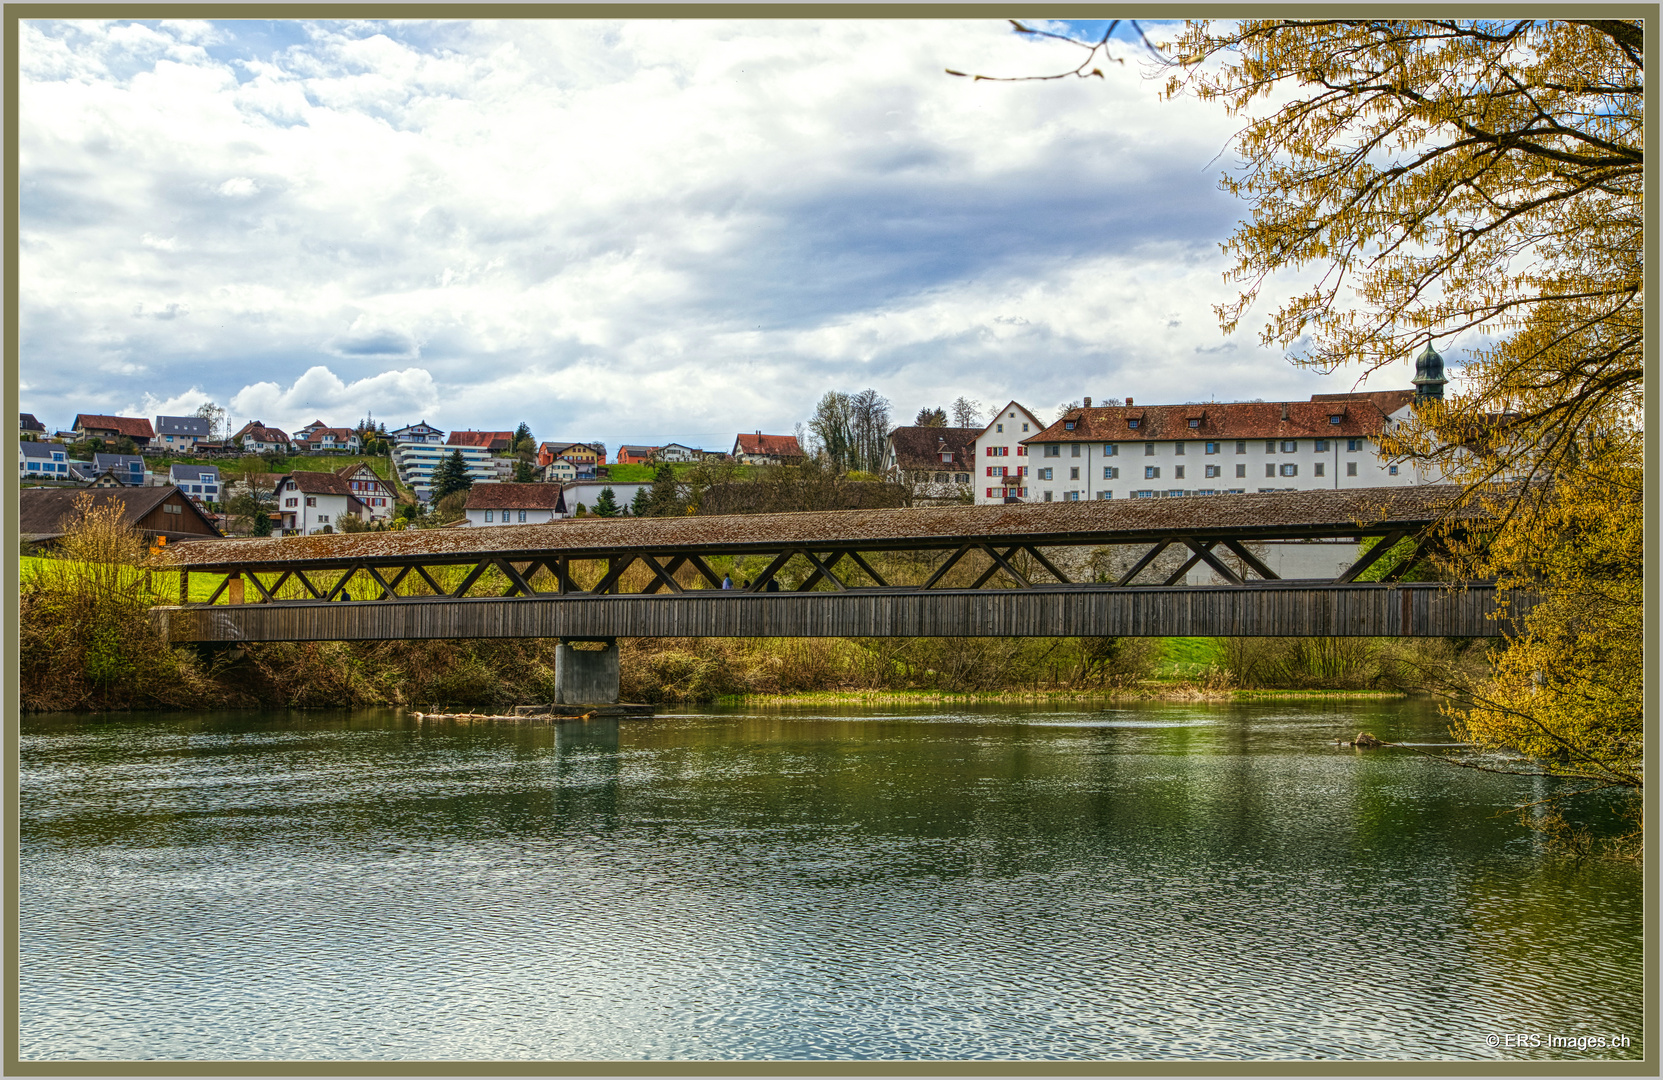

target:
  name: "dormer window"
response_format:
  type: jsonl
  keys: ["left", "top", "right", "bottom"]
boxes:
{"left": 1128, "top": 419, "right": 1139, "bottom": 429}
{"left": 1188, "top": 419, "right": 1201, "bottom": 428}
{"left": 1330, "top": 414, "right": 1343, "bottom": 424}
{"left": 1064, "top": 421, "right": 1076, "bottom": 431}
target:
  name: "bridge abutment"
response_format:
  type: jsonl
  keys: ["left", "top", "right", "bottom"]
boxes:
{"left": 555, "top": 638, "right": 620, "bottom": 705}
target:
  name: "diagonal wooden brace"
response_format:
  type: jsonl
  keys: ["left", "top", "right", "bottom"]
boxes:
{"left": 745, "top": 550, "right": 797, "bottom": 592}
{"left": 448, "top": 561, "right": 493, "bottom": 599}
{"left": 1022, "top": 544, "right": 1071, "bottom": 585}
{"left": 683, "top": 553, "right": 725, "bottom": 589}
{"left": 590, "top": 556, "right": 636, "bottom": 595}
{"left": 976, "top": 545, "right": 1030, "bottom": 589}
{"left": 843, "top": 549, "right": 889, "bottom": 588}
{"left": 412, "top": 565, "right": 448, "bottom": 597}
{"left": 1115, "top": 540, "right": 1171, "bottom": 587}
{"left": 640, "top": 555, "right": 686, "bottom": 594}
{"left": 922, "top": 543, "right": 974, "bottom": 589}
{"left": 1179, "top": 538, "right": 1243, "bottom": 586}
{"left": 799, "top": 551, "right": 848, "bottom": 591}
{"left": 1218, "top": 538, "right": 1280, "bottom": 582}
{"left": 1335, "top": 529, "right": 1408, "bottom": 584}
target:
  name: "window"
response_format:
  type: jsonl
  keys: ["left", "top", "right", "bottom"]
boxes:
{"left": 1069, "top": 467, "right": 1079, "bottom": 480}
{"left": 986, "top": 488, "right": 995, "bottom": 497}
{"left": 1347, "top": 438, "right": 1363, "bottom": 452}
{"left": 1144, "top": 442, "right": 1156, "bottom": 456}
{"left": 1174, "top": 442, "right": 1186, "bottom": 456}
{"left": 1330, "top": 415, "right": 1343, "bottom": 424}
{"left": 1017, "top": 446, "right": 1027, "bottom": 456}
{"left": 1265, "top": 464, "right": 1276, "bottom": 478}
{"left": 164, "top": 502, "right": 181, "bottom": 514}
{"left": 1070, "top": 444, "right": 1081, "bottom": 457}
{"left": 318, "top": 515, "right": 329, "bottom": 523}
{"left": 1188, "top": 418, "right": 1200, "bottom": 428}
{"left": 1174, "top": 465, "right": 1185, "bottom": 479}
{"left": 485, "top": 511, "right": 494, "bottom": 522}
{"left": 1280, "top": 440, "right": 1298, "bottom": 453}
{"left": 1039, "top": 467, "right": 1053, "bottom": 480}
{"left": 1045, "top": 445, "right": 1060, "bottom": 458}
{"left": 1314, "top": 462, "right": 1325, "bottom": 477}
{"left": 1145, "top": 466, "right": 1159, "bottom": 479}
{"left": 1022, "top": 423, "right": 1029, "bottom": 432}
{"left": 1280, "top": 463, "right": 1298, "bottom": 477}
{"left": 986, "top": 466, "right": 996, "bottom": 477}
{"left": 1063, "top": 420, "right": 1075, "bottom": 431}
{"left": 1043, "top": 491, "right": 1053, "bottom": 502}
{"left": 286, "top": 481, "right": 297, "bottom": 491}
{"left": 1097, "top": 491, "right": 1112, "bottom": 500}
{"left": 1134, "top": 490, "right": 1154, "bottom": 498}
{"left": 1064, "top": 491, "right": 1080, "bottom": 501}
{"left": 305, "top": 497, "right": 317, "bottom": 507}
{"left": 1389, "top": 465, "right": 1399, "bottom": 476}
{"left": 1235, "top": 441, "right": 1246, "bottom": 454}
{"left": 1103, "top": 466, "right": 1119, "bottom": 480}
{"left": 1347, "top": 462, "right": 1358, "bottom": 477}
{"left": 1103, "top": 444, "right": 1117, "bottom": 456}
{"left": 940, "top": 453, "right": 953, "bottom": 463}
{"left": 1205, "top": 442, "right": 1218, "bottom": 455}
{"left": 284, "top": 498, "right": 297, "bottom": 508}
{"left": 1265, "top": 440, "right": 1277, "bottom": 453}
{"left": 1128, "top": 419, "right": 1139, "bottom": 429}
{"left": 996, "top": 423, "right": 1003, "bottom": 433}
{"left": 1205, "top": 465, "right": 1220, "bottom": 478}
{"left": 1314, "top": 439, "right": 1328, "bottom": 452}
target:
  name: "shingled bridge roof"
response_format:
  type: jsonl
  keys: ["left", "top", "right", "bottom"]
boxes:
{"left": 168, "top": 485, "right": 1473, "bottom": 571}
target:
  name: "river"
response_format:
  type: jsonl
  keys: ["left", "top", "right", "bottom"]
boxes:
{"left": 18, "top": 700, "right": 1642, "bottom": 1062}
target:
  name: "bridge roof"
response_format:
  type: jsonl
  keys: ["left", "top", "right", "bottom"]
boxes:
{"left": 170, "top": 485, "right": 1469, "bottom": 571}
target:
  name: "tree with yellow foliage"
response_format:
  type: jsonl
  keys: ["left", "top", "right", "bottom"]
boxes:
{"left": 1155, "top": 19, "right": 1643, "bottom": 849}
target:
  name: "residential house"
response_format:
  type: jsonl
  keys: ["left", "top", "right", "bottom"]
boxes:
{"left": 883, "top": 426, "right": 978, "bottom": 502}
{"left": 615, "top": 444, "right": 657, "bottom": 465}
{"left": 543, "top": 460, "right": 577, "bottom": 483}
{"left": 21, "top": 486, "right": 223, "bottom": 546}
{"left": 393, "top": 442, "right": 496, "bottom": 503}
{"left": 274, "top": 471, "right": 368, "bottom": 535}
{"left": 731, "top": 432, "right": 803, "bottom": 466}
{"left": 86, "top": 470, "right": 130, "bottom": 489}
{"left": 73, "top": 414, "right": 155, "bottom": 448}
{"left": 656, "top": 443, "right": 703, "bottom": 464}
{"left": 155, "top": 415, "right": 212, "bottom": 450}
{"left": 231, "top": 421, "right": 293, "bottom": 454}
{"left": 169, "top": 464, "right": 222, "bottom": 507}
{"left": 19, "top": 441, "right": 72, "bottom": 480}
{"left": 972, "top": 401, "right": 1044, "bottom": 504}
{"left": 449, "top": 429, "right": 515, "bottom": 453}
{"left": 1015, "top": 388, "right": 1430, "bottom": 505}
{"left": 90, "top": 453, "right": 153, "bottom": 486}
{"left": 293, "top": 424, "right": 362, "bottom": 454}
{"left": 391, "top": 421, "right": 445, "bottom": 445}
{"left": 463, "top": 483, "right": 568, "bottom": 526}
{"left": 335, "top": 463, "right": 396, "bottom": 522}
{"left": 20, "top": 413, "right": 46, "bottom": 437}
{"left": 537, "top": 441, "right": 605, "bottom": 469}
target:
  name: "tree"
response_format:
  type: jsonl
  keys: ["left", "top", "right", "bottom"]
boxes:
{"left": 1054, "top": 400, "right": 1082, "bottom": 422}
{"left": 1163, "top": 19, "right": 1643, "bottom": 849}
{"left": 194, "top": 401, "right": 227, "bottom": 441}
{"left": 592, "top": 486, "right": 620, "bottom": 517}
{"left": 513, "top": 459, "right": 538, "bottom": 483}
{"left": 808, "top": 390, "right": 855, "bottom": 470}
{"left": 430, "top": 450, "right": 474, "bottom": 502}
{"left": 630, "top": 486, "right": 650, "bottom": 516}
{"left": 434, "top": 490, "right": 468, "bottom": 523}
{"left": 114, "top": 436, "right": 137, "bottom": 456}
{"left": 950, "top": 397, "right": 983, "bottom": 428}
{"left": 915, "top": 406, "right": 948, "bottom": 427}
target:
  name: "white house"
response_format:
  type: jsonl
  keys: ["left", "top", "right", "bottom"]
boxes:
{"left": 544, "top": 460, "right": 577, "bottom": 483}
{"left": 393, "top": 443, "right": 496, "bottom": 502}
{"left": 391, "top": 421, "right": 444, "bottom": 445}
{"left": 20, "top": 441, "right": 71, "bottom": 480}
{"left": 274, "top": 471, "right": 367, "bottom": 536}
{"left": 972, "top": 400, "right": 1044, "bottom": 504}
{"left": 169, "top": 463, "right": 222, "bottom": 505}
{"left": 232, "top": 421, "right": 292, "bottom": 454}
{"left": 656, "top": 443, "right": 703, "bottom": 463}
{"left": 731, "top": 432, "right": 803, "bottom": 466}
{"left": 463, "top": 483, "right": 568, "bottom": 526}
{"left": 335, "top": 462, "right": 396, "bottom": 522}
{"left": 563, "top": 480, "right": 651, "bottom": 515}
{"left": 883, "top": 426, "right": 977, "bottom": 503}
{"left": 155, "top": 415, "right": 212, "bottom": 450}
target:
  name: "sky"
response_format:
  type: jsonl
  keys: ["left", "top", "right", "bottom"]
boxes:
{"left": 19, "top": 17, "right": 1427, "bottom": 448}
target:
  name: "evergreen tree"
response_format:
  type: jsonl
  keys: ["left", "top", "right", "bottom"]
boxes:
{"left": 431, "top": 449, "right": 475, "bottom": 502}
{"left": 645, "top": 464, "right": 682, "bottom": 516}
{"left": 630, "top": 487, "right": 650, "bottom": 516}
{"left": 513, "top": 459, "right": 537, "bottom": 483}
{"left": 914, "top": 406, "right": 948, "bottom": 427}
{"left": 592, "top": 486, "right": 620, "bottom": 517}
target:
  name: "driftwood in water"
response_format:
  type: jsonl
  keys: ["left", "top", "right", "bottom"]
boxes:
{"left": 1337, "top": 731, "right": 1388, "bottom": 748}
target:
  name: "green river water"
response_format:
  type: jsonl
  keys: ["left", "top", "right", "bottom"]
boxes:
{"left": 18, "top": 700, "right": 1643, "bottom": 1061}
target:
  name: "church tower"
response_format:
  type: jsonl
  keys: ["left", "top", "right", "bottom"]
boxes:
{"left": 1412, "top": 342, "right": 1447, "bottom": 404}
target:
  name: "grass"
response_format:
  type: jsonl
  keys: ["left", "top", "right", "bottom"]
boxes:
{"left": 1153, "top": 637, "right": 1226, "bottom": 680}
{"left": 600, "top": 462, "right": 758, "bottom": 483}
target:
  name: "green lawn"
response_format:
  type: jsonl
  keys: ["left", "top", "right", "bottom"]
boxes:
{"left": 1153, "top": 637, "right": 1225, "bottom": 680}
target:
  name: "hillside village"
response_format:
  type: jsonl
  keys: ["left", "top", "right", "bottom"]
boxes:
{"left": 19, "top": 344, "right": 1448, "bottom": 544}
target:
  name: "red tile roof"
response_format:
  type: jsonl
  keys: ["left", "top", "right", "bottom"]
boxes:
{"left": 449, "top": 430, "right": 514, "bottom": 450}
{"left": 735, "top": 432, "right": 803, "bottom": 457}
{"left": 279, "top": 471, "right": 358, "bottom": 497}
{"left": 1023, "top": 393, "right": 1416, "bottom": 445}
{"left": 464, "top": 483, "right": 567, "bottom": 511}
{"left": 73, "top": 414, "right": 155, "bottom": 439}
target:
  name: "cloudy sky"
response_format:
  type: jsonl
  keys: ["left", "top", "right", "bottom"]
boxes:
{"left": 20, "top": 18, "right": 1422, "bottom": 446}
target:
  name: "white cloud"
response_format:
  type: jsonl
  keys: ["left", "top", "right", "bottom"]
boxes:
{"left": 127, "top": 385, "right": 216, "bottom": 418}
{"left": 19, "top": 18, "right": 1397, "bottom": 443}
{"left": 228, "top": 364, "right": 439, "bottom": 432}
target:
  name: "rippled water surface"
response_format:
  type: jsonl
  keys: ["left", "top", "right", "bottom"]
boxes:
{"left": 20, "top": 701, "right": 1642, "bottom": 1061}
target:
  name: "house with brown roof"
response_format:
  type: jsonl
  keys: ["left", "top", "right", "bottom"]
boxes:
{"left": 21, "top": 486, "right": 222, "bottom": 546}
{"left": 293, "top": 425, "right": 362, "bottom": 454}
{"left": 615, "top": 444, "right": 657, "bottom": 465}
{"left": 731, "top": 432, "right": 803, "bottom": 466}
{"left": 536, "top": 441, "right": 606, "bottom": 469}
{"left": 72, "top": 414, "right": 155, "bottom": 448}
{"left": 1013, "top": 388, "right": 1429, "bottom": 504}
{"left": 884, "top": 426, "right": 978, "bottom": 502}
{"left": 231, "top": 421, "right": 293, "bottom": 454}
{"left": 273, "top": 471, "right": 368, "bottom": 535}
{"left": 450, "top": 429, "right": 515, "bottom": 453}
{"left": 336, "top": 462, "right": 396, "bottom": 522}
{"left": 463, "top": 482, "right": 568, "bottom": 526}
{"left": 20, "top": 413, "right": 46, "bottom": 437}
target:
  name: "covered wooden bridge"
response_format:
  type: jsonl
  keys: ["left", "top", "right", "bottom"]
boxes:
{"left": 151, "top": 486, "right": 1524, "bottom": 648}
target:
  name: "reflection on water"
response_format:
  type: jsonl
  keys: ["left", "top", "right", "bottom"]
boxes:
{"left": 19, "top": 701, "right": 1642, "bottom": 1061}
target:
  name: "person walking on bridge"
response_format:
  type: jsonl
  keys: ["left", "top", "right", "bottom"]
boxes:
{"left": 721, "top": 573, "right": 732, "bottom": 589}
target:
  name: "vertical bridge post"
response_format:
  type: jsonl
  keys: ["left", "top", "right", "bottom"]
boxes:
{"left": 554, "top": 638, "right": 620, "bottom": 705}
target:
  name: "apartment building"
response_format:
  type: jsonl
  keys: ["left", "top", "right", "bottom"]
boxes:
{"left": 393, "top": 442, "right": 497, "bottom": 502}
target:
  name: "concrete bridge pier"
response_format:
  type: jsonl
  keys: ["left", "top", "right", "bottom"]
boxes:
{"left": 554, "top": 638, "right": 620, "bottom": 705}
